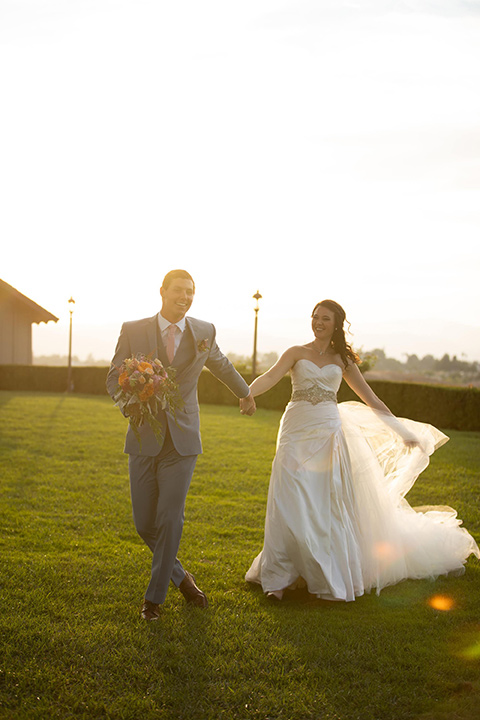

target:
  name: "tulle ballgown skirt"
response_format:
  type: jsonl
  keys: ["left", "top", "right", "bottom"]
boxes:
{"left": 245, "top": 401, "right": 479, "bottom": 601}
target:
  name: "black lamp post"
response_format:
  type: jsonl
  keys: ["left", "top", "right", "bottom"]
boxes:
{"left": 67, "top": 297, "right": 75, "bottom": 392}
{"left": 252, "top": 290, "right": 262, "bottom": 379}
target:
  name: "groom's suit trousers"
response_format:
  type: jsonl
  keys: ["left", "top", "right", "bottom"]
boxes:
{"left": 128, "top": 427, "right": 198, "bottom": 604}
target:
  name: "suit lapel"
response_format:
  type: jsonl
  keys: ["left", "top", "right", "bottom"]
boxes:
{"left": 144, "top": 315, "right": 158, "bottom": 358}
{"left": 185, "top": 318, "right": 206, "bottom": 361}
{"left": 145, "top": 314, "right": 169, "bottom": 366}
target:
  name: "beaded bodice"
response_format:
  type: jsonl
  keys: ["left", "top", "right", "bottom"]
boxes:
{"left": 290, "top": 359, "right": 342, "bottom": 405}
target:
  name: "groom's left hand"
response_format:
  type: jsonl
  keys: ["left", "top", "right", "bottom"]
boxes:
{"left": 240, "top": 392, "right": 256, "bottom": 416}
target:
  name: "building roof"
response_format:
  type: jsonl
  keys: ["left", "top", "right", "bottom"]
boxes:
{"left": 0, "top": 279, "right": 59, "bottom": 324}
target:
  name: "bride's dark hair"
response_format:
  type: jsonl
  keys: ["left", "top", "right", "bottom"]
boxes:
{"left": 312, "top": 300, "right": 360, "bottom": 369}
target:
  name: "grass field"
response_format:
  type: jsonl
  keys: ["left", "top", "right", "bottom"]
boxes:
{"left": 1, "top": 391, "right": 479, "bottom": 720}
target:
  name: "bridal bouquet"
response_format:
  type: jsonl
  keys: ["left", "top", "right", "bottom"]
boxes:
{"left": 113, "top": 354, "right": 183, "bottom": 447}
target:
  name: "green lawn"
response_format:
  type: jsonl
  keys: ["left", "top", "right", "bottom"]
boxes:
{"left": 1, "top": 392, "right": 479, "bottom": 720}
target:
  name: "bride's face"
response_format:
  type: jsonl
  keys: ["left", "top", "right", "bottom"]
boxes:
{"left": 311, "top": 306, "right": 336, "bottom": 342}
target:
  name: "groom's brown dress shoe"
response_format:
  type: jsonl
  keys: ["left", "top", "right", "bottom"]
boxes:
{"left": 179, "top": 571, "right": 208, "bottom": 607}
{"left": 141, "top": 599, "right": 160, "bottom": 621}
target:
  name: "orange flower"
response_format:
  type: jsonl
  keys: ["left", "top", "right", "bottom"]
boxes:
{"left": 119, "top": 371, "right": 130, "bottom": 389}
{"left": 138, "top": 361, "right": 154, "bottom": 374}
{"left": 139, "top": 384, "right": 155, "bottom": 402}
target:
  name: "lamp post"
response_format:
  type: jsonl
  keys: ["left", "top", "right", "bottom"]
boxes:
{"left": 67, "top": 297, "right": 75, "bottom": 392}
{"left": 252, "top": 290, "right": 262, "bottom": 379}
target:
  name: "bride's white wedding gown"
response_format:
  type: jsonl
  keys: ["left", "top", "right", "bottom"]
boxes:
{"left": 245, "top": 360, "right": 479, "bottom": 601}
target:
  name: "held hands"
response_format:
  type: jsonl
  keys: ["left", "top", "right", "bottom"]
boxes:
{"left": 239, "top": 392, "right": 256, "bottom": 416}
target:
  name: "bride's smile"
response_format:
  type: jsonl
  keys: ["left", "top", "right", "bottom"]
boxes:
{"left": 311, "top": 307, "right": 335, "bottom": 338}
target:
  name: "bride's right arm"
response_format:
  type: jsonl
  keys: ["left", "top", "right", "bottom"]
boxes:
{"left": 249, "top": 347, "right": 299, "bottom": 397}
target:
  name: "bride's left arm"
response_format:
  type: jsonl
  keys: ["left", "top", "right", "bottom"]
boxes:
{"left": 343, "top": 362, "right": 392, "bottom": 414}
{"left": 343, "top": 362, "right": 419, "bottom": 447}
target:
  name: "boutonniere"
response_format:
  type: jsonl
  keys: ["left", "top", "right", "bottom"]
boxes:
{"left": 197, "top": 338, "right": 210, "bottom": 353}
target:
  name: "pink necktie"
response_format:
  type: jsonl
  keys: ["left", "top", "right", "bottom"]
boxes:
{"left": 166, "top": 324, "right": 176, "bottom": 364}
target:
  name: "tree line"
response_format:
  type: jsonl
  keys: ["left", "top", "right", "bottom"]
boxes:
{"left": 33, "top": 349, "right": 480, "bottom": 385}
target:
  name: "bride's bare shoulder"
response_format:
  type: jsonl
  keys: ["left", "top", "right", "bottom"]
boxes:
{"left": 275, "top": 346, "right": 308, "bottom": 368}
{"left": 282, "top": 345, "right": 310, "bottom": 360}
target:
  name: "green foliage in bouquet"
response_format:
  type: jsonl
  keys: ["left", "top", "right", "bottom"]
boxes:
{"left": 113, "top": 354, "right": 183, "bottom": 448}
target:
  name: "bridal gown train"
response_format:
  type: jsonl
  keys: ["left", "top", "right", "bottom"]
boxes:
{"left": 245, "top": 359, "right": 479, "bottom": 601}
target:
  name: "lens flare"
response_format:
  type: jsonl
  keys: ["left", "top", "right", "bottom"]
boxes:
{"left": 427, "top": 594, "right": 455, "bottom": 611}
{"left": 459, "top": 641, "right": 480, "bottom": 660}
{"left": 451, "top": 626, "right": 480, "bottom": 662}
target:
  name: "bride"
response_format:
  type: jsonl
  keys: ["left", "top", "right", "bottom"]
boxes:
{"left": 245, "top": 300, "right": 479, "bottom": 601}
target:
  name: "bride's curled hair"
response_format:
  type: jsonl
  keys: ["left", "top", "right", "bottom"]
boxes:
{"left": 312, "top": 299, "right": 360, "bottom": 369}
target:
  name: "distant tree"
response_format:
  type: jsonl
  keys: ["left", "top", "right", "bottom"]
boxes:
{"left": 357, "top": 348, "right": 377, "bottom": 374}
{"left": 449, "top": 355, "right": 472, "bottom": 372}
{"left": 419, "top": 354, "right": 436, "bottom": 372}
{"left": 405, "top": 354, "right": 422, "bottom": 371}
{"left": 260, "top": 352, "right": 279, "bottom": 371}
{"left": 368, "top": 349, "right": 403, "bottom": 372}
{"left": 228, "top": 352, "right": 279, "bottom": 375}
{"left": 33, "top": 354, "right": 80, "bottom": 366}
{"left": 227, "top": 348, "right": 480, "bottom": 386}
{"left": 436, "top": 354, "right": 451, "bottom": 371}
{"left": 33, "top": 354, "right": 110, "bottom": 367}
{"left": 227, "top": 353, "right": 250, "bottom": 374}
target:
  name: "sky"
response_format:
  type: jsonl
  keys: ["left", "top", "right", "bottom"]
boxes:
{"left": 1, "top": 0, "right": 480, "bottom": 363}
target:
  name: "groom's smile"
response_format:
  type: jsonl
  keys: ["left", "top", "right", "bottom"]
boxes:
{"left": 160, "top": 278, "right": 195, "bottom": 323}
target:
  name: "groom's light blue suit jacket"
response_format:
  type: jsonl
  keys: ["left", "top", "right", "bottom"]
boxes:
{"left": 106, "top": 313, "right": 249, "bottom": 457}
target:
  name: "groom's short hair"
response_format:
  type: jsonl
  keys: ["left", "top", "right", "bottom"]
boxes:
{"left": 161, "top": 269, "right": 195, "bottom": 292}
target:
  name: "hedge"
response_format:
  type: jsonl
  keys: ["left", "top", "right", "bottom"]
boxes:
{"left": 0, "top": 365, "right": 109, "bottom": 395}
{"left": 0, "top": 365, "right": 479, "bottom": 431}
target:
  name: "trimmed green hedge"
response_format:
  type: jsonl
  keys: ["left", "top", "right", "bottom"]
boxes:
{"left": 354, "top": 379, "right": 480, "bottom": 433}
{"left": 0, "top": 365, "right": 479, "bottom": 431}
{"left": 0, "top": 365, "right": 109, "bottom": 395}
{"left": 198, "top": 371, "right": 480, "bottom": 431}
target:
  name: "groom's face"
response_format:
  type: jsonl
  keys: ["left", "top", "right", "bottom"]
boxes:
{"left": 160, "top": 278, "right": 195, "bottom": 322}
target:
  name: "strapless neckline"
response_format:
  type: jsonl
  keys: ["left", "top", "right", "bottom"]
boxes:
{"left": 295, "top": 359, "right": 343, "bottom": 374}
{"left": 290, "top": 358, "right": 343, "bottom": 398}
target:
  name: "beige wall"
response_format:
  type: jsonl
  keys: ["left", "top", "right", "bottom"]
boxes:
{"left": 0, "top": 302, "right": 33, "bottom": 364}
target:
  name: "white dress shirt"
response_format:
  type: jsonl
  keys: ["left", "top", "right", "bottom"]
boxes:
{"left": 158, "top": 312, "right": 186, "bottom": 357}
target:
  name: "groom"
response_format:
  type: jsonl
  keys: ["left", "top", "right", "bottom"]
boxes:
{"left": 106, "top": 269, "right": 256, "bottom": 620}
